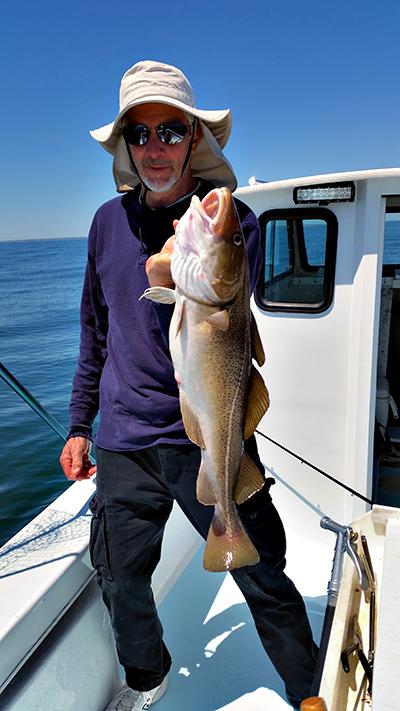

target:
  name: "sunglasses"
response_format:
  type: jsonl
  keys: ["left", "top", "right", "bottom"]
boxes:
{"left": 122, "top": 121, "right": 191, "bottom": 147}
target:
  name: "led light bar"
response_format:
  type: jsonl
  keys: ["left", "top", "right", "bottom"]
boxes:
{"left": 293, "top": 181, "right": 355, "bottom": 205}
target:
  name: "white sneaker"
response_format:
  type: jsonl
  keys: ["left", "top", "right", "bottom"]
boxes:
{"left": 105, "top": 676, "right": 168, "bottom": 711}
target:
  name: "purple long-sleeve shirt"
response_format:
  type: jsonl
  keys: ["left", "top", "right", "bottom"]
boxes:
{"left": 69, "top": 182, "right": 262, "bottom": 451}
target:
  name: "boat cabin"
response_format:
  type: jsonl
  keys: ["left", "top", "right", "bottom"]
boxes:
{"left": 236, "top": 168, "right": 400, "bottom": 523}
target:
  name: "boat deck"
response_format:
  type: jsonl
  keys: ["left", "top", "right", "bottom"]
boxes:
{"left": 0, "top": 467, "right": 333, "bottom": 710}
{"left": 147, "top": 479, "right": 330, "bottom": 711}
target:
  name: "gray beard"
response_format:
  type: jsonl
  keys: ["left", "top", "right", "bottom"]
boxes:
{"left": 141, "top": 174, "right": 179, "bottom": 193}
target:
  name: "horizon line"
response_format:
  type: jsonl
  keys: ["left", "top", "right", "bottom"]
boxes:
{"left": 0, "top": 235, "right": 86, "bottom": 244}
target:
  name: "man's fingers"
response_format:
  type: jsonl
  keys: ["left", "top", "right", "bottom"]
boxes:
{"left": 60, "top": 437, "right": 94, "bottom": 481}
{"left": 71, "top": 452, "right": 84, "bottom": 475}
{"left": 81, "top": 452, "right": 97, "bottom": 477}
{"left": 145, "top": 253, "right": 174, "bottom": 288}
{"left": 74, "top": 456, "right": 97, "bottom": 480}
{"left": 160, "top": 235, "right": 176, "bottom": 254}
{"left": 145, "top": 233, "right": 176, "bottom": 287}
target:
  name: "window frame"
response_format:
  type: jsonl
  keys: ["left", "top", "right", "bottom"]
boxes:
{"left": 255, "top": 207, "right": 338, "bottom": 314}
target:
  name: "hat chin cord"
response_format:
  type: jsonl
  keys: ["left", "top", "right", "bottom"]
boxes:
{"left": 123, "top": 118, "right": 197, "bottom": 199}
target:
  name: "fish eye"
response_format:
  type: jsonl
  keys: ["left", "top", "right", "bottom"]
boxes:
{"left": 233, "top": 232, "right": 243, "bottom": 246}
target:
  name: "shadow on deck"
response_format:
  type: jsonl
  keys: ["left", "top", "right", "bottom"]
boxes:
{"left": 154, "top": 549, "right": 325, "bottom": 711}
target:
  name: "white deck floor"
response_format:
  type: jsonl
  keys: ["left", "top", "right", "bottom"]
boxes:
{"left": 0, "top": 462, "right": 334, "bottom": 710}
{"left": 146, "top": 478, "right": 331, "bottom": 711}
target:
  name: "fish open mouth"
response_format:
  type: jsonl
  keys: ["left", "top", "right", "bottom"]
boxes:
{"left": 202, "top": 189, "right": 220, "bottom": 220}
{"left": 201, "top": 188, "right": 230, "bottom": 234}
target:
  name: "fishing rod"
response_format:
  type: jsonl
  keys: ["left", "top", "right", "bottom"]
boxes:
{"left": 1, "top": 361, "right": 96, "bottom": 466}
{"left": 0, "top": 360, "right": 68, "bottom": 442}
{"left": 256, "top": 430, "right": 375, "bottom": 506}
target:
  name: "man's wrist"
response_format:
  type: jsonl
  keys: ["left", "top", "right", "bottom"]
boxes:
{"left": 67, "top": 426, "right": 93, "bottom": 442}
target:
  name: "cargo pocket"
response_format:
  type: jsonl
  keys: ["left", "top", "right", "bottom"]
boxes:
{"left": 89, "top": 496, "right": 113, "bottom": 581}
{"left": 238, "top": 484, "right": 286, "bottom": 572}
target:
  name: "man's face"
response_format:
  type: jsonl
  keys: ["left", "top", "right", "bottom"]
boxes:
{"left": 124, "top": 103, "right": 197, "bottom": 194}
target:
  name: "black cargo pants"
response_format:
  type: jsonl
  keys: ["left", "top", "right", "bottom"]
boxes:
{"left": 90, "top": 441, "right": 318, "bottom": 708}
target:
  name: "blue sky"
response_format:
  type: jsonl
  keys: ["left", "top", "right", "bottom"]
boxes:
{"left": 1, "top": 0, "right": 399, "bottom": 240}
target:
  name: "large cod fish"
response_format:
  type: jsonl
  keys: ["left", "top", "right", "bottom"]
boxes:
{"left": 142, "top": 188, "right": 270, "bottom": 571}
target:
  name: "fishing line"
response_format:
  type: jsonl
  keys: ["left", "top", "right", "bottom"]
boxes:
{"left": 255, "top": 429, "right": 375, "bottom": 506}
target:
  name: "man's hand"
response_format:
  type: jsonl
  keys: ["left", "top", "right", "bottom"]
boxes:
{"left": 145, "top": 232, "right": 177, "bottom": 288}
{"left": 60, "top": 437, "right": 97, "bottom": 481}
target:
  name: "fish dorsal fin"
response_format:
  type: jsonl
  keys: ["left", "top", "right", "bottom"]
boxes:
{"left": 204, "top": 309, "right": 230, "bottom": 331}
{"left": 243, "top": 366, "right": 270, "bottom": 440}
{"left": 140, "top": 286, "right": 176, "bottom": 304}
{"left": 234, "top": 451, "right": 265, "bottom": 505}
{"left": 196, "top": 456, "right": 217, "bottom": 505}
{"left": 251, "top": 312, "right": 265, "bottom": 366}
{"left": 179, "top": 392, "right": 205, "bottom": 448}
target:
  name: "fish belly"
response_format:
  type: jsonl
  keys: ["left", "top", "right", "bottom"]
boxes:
{"left": 170, "top": 296, "right": 260, "bottom": 572}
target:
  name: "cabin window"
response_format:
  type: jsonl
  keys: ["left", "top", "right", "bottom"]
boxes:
{"left": 384, "top": 211, "right": 400, "bottom": 265}
{"left": 256, "top": 208, "right": 338, "bottom": 313}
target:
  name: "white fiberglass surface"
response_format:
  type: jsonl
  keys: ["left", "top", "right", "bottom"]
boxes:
{"left": 152, "top": 481, "right": 328, "bottom": 711}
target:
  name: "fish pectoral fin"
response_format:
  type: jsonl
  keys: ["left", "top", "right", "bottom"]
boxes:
{"left": 139, "top": 287, "right": 176, "bottom": 304}
{"left": 243, "top": 366, "right": 270, "bottom": 440}
{"left": 204, "top": 309, "right": 230, "bottom": 331}
{"left": 234, "top": 452, "right": 265, "bottom": 504}
{"left": 179, "top": 392, "right": 206, "bottom": 448}
{"left": 196, "top": 459, "right": 217, "bottom": 505}
{"left": 251, "top": 311, "right": 266, "bottom": 366}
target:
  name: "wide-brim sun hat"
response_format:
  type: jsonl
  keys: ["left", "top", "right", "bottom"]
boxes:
{"left": 90, "top": 60, "right": 237, "bottom": 192}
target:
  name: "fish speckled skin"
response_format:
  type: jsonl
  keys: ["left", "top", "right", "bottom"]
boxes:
{"left": 142, "top": 188, "right": 269, "bottom": 571}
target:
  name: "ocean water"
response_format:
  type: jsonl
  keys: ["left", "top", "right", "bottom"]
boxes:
{"left": 1, "top": 220, "right": 400, "bottom": 547}
{"left": 0, "top": 238, "right": 87, "bottom": 545}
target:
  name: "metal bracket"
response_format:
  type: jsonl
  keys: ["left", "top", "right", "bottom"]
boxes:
{"left": 320, "top": 517, "right": 369, "bottom": 603}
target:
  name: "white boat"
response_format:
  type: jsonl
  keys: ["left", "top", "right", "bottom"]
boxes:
{"left": 1, "top": 168, "right": 400, "bottom": 710}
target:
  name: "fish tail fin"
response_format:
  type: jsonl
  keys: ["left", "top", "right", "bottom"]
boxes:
{"left": 203, "top": 507, "right": 260, "bottom": 572}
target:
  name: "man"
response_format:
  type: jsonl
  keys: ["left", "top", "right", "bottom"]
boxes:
{"left": 60, "top": 60, "right": 318, "bottom": 710}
